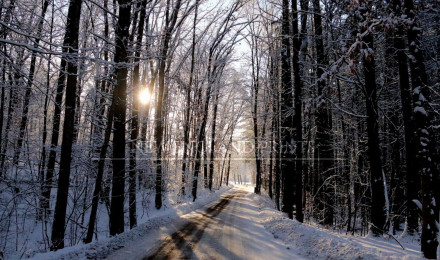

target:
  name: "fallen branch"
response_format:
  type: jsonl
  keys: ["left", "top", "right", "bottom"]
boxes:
{"left": 369, "top": 223, "right": 405, "bottom": 250}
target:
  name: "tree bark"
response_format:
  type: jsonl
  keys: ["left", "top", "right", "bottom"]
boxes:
{"left": 192, "top": 56, "right": 213, "bottom": 200}
{"left": 280, "top": 0, "right": 294, "bottom": 219}
{"left": 361, "top": 23, "right": 386, "bottom": 236}
{"left": 128, "top": 0, "right": 147, "bottom": 230}
{"left": 50, "top": 0, "right": 83, "bottom": 250}
{"left": 208, "top": 85, "right": 220, "bottom": 191}
{"left": 181, "top": 0, "right": 199, "bottom": 197}
{"left": 312, "top": 0, "right": 333, "bottom": 226}
{"left": 38, "top": 5, "right": 54, "bottom": 219}
{"left": 391, "top": 0, "right": 419, "bottom": 235}
{"left": 43, "top": 44, "right": 68, "bottom": 213}
{"left": 404, "top": 0, "right": 438, "bottom": 257}
{"left": 0, "top": 0, "right": 15, "bottom": 177}
{"left": 155, "top": 0, "right": 182, "bottom": 208}
{"left": 291, "top": 0, "right": 304, "bottom": 223}
{"left": 109, "top": 0, "right": 132, "bottom": 236}
{"left": 225, "top": 153, "right": 231, "bottom": 186}
{"left": 85, "top": 102, "right": 114, "bottom": 243}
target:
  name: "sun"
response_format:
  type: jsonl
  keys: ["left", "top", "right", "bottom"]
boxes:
{"left": 139, "top": 89, "right": 151, "bottom": 105}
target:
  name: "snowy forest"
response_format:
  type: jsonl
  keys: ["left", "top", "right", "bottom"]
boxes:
{"left": 0, "top": 0, "right": 439, "bottom": 259}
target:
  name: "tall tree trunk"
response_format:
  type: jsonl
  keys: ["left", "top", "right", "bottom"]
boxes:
{"left": 181, "top": 0, "right": 198, "bottom": 197}
{"left": 208, "top": 85, "right": 220, "bottom": 191}
{"left": 192, "top": 65, "right": 212, "bottom": 200}
{"left": 85, "top": 103, "right": 114, "bottom": 243}
{"left": 0, "top": 62, "right": 5, "bottom": 178}
{"left": 128, "top": 0, "right": 147, "bottom": 230}
{"left": 280, "top": 0, "right": 294, "bottom": 219}
{"left": 109, "top": 0, "right": 132, "bottom": 236}
{"left": 191, "top": 81, "right": 204, "bottom": 196}
{"left": 203, "top": 135, "right": 208, "bottom": 187}
{"left": 391, "top": 0, "right": 419, "bottom": 236}
{"left": 0, "top": 0, "right": 15, "bottom": 177}
{"left": 268, "top": 111, "right": 274, "bottom": 199}
{"left": 0, "top": 75, "right": 17, "bottom": 175}
{"left": 225, "top": 153, "right": 231, "bottom": 186}
{"left": 274, "top": 67, "right": 281, "bottom": 211}
{"left": 192, "top": 51, "right": 215, "bottom": 200}
{"left": 291, "top": 0, "right": 304, "bottom": 223}
{"left": 270, "top": 42, "right": 280, "bottom": 209}
{"left": 361, "top": 14, "right": 386, "bottom": 236}
{"left": 155, "top": 0, "right": 182, "bottom": 208}
{"left": 50, "top": 0, "right": 83, "bottom": 250}
{"left": 38, "top": 6, "right": 54, "bottom": 219}
{"left": 312, "top": 0, "right": 332, "bottom": 226}
{"left": 0, "top": 83, "right": 4, "bottom": 174}
{"left": 84, "top": 0, "right": 114, "bottom": 235}
{"left": 43, "top": 44, "right": 68, "bottom": 214}
{"left": 404, "top": 0, "right": 438, "bottom": 257}
{"left": 251, "top": 32, "right": 262, "bottom": 194}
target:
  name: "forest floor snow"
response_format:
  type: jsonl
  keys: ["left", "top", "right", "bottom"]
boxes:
{"left": 29, "top": 185, "right": 233, "bottom": 260}
{"left": 251, "top": 189, "right": 425, "bottom": 260}
{"left": 29, "top": 184, "right": 428, "bottom": 260}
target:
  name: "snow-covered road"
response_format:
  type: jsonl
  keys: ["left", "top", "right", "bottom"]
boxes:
{"left": 31, "top": 185, "right": 423, "bottom": 260}
{"left": 107, "top": 186, "right": 302, "bottom": 260}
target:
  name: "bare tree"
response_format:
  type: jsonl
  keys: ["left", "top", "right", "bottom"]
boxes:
{"left": 109, "top": 0, "right": 132, "bottom": 236}
{"left": 50, "top": 0, "right": 83, "bottom": 250}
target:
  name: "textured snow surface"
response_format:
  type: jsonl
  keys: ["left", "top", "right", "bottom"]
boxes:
{"left": 29, "top": 185, "right": 429, "bottom": 260}
{"left": 109, "top": 186, "right": 304, "bottom": 260}
{"left": 252, "top": 192, "right": 425, "bottom": 260}
{"left": 29, "top": 185, "right": 233, "bottom": 260}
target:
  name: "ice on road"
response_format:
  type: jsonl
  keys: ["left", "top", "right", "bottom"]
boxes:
{"left": 108, "top": 187, "right": 303, "bottom": 260}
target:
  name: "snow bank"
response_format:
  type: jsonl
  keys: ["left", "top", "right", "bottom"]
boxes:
{"left": 250, "top": 193, "right": 424, "bottom": 260}
{"left": 29, "top": 185, "right": 233, "bottom": 260}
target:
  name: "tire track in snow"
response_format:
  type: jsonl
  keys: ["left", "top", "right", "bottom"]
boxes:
{"left": 144, "top": 190, "right": 245, "bottom": 259}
